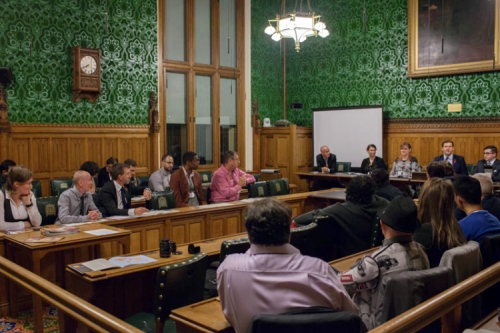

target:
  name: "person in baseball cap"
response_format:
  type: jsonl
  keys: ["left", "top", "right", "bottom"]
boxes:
{"left": 337, "top": 195, "right": 429, "bottom": 329}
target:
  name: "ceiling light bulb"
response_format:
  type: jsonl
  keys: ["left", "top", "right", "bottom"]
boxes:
{"left": 314, "top": 21, "right": 326, "bottom": 30}
{"left": 319, "top": 29, "right": 330, "bottom": 38}
{"left": 264, "top": 25, "right": 276, "bottom": 35}
{"left": 271, "top": 33, "right": 282, "bottom": 41}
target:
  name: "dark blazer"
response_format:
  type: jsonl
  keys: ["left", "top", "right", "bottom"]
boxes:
{"left": 97, "top": 167, "right": 112, "bottom": 188}
{"left": 313, "top": 154, "right": 337, "bottom": 173}
{"left": 97, "top": 181, "right": 132, "bottom": 216}
{"left": 169, "top": 168, "right": 206, "bottom": 207}
{"left": 433, "top": 154, "right": 468, "bottom": 176}
{"left": 360, "top": 156, "right": 387, "bottom": 174}
{"left": 473, "top": 159, "right": 500, "bottom": 182}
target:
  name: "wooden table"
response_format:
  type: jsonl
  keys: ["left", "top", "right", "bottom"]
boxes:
{"left": 62, "top": 232, "right": 247, "bottom": 333}
{"left": 170, "top": 248, "right": 374, "bottom": 333}
{"left": 4, "top": 223, "right": 131, "bottom": 333}
{"left": 296, "top": 172, "right": 426, "bottom": 190}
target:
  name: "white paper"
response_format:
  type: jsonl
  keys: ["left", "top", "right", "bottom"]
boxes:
{"left": 240, "top": 198, "right": 266, "bottom": 203}
{"left": 131, "top": 196, "right": 145, "bottom": 202}
{"left": 84, "top": 229, "right": 119, "bottom": 236}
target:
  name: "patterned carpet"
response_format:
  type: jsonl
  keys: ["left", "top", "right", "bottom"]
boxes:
{"left": 0, "top": 308, "right": 58, "bottom": 333}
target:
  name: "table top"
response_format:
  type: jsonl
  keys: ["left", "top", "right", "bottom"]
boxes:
{"left": 66, "top": 232, "right": 248, "bottom": 282}
{"left": 308, "top": 189, "right": 346, "bottom": 201}
{"left": 4, "top": 223, "right": 131, "bottom": 250}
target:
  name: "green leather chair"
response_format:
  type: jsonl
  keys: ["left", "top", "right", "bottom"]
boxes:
{"left": 31, "top": 180, "right": 42, "bottom": 198}
{"left": 466, "top": 164, "right": 474, "bottom": 175}
{"left": 36, "top": 196, "right": 59, "bottom": 225}
{"left": 50, "top": 178, "right": 73, "bottom": 196}
{"left": 371, "top": 216, "right": 383, "bottom": 247}
{"left": 336, "top": 162, "right": 351, "bottom": 173}
{"left": 219, "top": 237, "right": 250, "bottom": 264}
{"left": 269, "top": 178, "right": 289, "bottom": 196}
{"left": 148, "top": 190, "right": 176, "bottom": 210}
{"left": 290, "top": 222, "right": 318, "bottom": 257}
{"left": 125, "top": 253, "right": 208, "bottom": 333}
{"left": 198, "top": 171, "right": 213, "bottom": 183}
{"left": 136, "top": 176, "right": 150, "bottom": 187}
{"left": 248, "top": 181, "right": 269, "bottom": 198}
{"left": 253, "top": 174, "right": 261, "bottom": 182}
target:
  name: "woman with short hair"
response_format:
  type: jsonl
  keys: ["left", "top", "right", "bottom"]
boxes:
{"left": 360, "top": 144, "right": 387, "bottom": 174}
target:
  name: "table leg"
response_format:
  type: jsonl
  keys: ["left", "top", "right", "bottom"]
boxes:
{"left": 32, "top": 252, "right": 43, "bottom": 333}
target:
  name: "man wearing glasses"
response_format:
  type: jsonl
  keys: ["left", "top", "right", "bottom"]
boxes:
{"left": 472, "top": 145, "right": 500, "bottom": 182}
{"left": 210, "top": 151, "right": 255, "bottom": 203}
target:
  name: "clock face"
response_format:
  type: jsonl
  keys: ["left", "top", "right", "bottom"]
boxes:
{"left": 80, "top": 56, "right": 97, "bottom": 75}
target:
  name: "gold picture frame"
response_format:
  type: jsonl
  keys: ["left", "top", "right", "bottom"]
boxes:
{"left": 408, "top": 0, "right": 500, "bottom": 78}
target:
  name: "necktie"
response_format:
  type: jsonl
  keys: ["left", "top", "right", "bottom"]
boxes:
{"left": 121, "top": 187, "right": 128, "bottom": 209}
{"left": 80, "top": 196, "right": 85, "bottom": 215}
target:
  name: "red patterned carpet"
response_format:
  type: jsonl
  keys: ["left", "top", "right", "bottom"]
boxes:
{"left": 0, "top": 308, "right": 58, "bottom": 333}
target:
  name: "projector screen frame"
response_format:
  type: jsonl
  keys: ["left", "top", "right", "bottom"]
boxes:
{"left": 311, "top": 105, "right": 384, "bottom": 172}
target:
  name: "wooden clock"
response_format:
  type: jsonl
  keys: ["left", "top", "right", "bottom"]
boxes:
{"left": 72, "top": 46, "right": 102, "bottom": 103}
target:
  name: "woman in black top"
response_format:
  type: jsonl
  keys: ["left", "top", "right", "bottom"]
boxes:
{"left": 413, "top": 178, "right": 466, "bottom": 267}
{"left": 361, "top": 144, "right": 387, "bottom": 174}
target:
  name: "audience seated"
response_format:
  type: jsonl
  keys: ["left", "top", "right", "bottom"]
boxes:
{"left": 97, "top": 157, "right": 118, "bottom": 188}
{"left": 97, "top": 163, "right": 150, "bottom": 217}
{"left": 210, "top": 150, "right": 255, "bottom": 203}
{"left": 371, "top": 168, "right": 403, "bottom": 201}
{"left": 426, "top": 161, "right": 447, "bottom": 179}
{"left": 294, "top": 175, "right": 389, "bottom": 258}
{"left": 0, "top": 166, "right": 42, "bottom": 231}
{"left": 170, "top": 151, "right": 206, "bottom": 207}
{"left": 453, "top": 176, "right": 500, "bottom": 243}
{"left": 217, "top": 198, "right": 357, "bottom": 333}
{"left": 413, "top": 178, "right": 466, "bottom": 267}
{"left": 79, "top": 161, "right": 99, "bottom": 194}
{"left": 455, "top": 173, "right": 500, "bottom": 222}
{"left": 337, "top": 196, "right": 429, "bottom": 330}
{"left": 57, "top": 171, "right": 101, "bottom": 224}
{"left": 148, "top": 154, "right": 174, "bottom": 191}
{"left": 0, "top": 159, "right": 16, "bottom": 189}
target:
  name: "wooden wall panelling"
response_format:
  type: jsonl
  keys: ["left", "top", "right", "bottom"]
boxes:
{"left": 276, "top": 134, "right": 290, "bottom": 178}
{"left": 260, "top": 134, "right": 275, "bottom": 169}
{"left": 170, "top": 215, "right": 206, "bottom": 244}
{"left": 385, "top": 118, "right": 500, "bottom": 171}
{"left": 0, "top": 237, "right": 7, "bottom": 316}
{"left": 207, "top": 211, "right": 241, "bottom": 239}
{"left": 0, "top": 124, "right": 152, "bottom": 197}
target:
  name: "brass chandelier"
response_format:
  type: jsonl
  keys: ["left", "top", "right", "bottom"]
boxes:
{"left": 264, "top": 0, "right": 330, "bottom": 52}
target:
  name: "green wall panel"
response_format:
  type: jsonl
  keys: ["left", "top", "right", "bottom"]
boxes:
{"left": 0, "top": 0, "right": 157, "bottom": 124}
{"left": 252, "top": 0, "right": 500, "bottom": 126}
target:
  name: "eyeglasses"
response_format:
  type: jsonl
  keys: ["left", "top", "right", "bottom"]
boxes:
{"left": 484, "top": 152, "right": 493, "bottom": 155}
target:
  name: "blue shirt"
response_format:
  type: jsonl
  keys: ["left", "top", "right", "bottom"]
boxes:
{"left": 459, "top": 210, "right": 500, "bottom": 243}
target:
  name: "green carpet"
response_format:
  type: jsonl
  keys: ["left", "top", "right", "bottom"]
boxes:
{"left": 0, "top": 307, "right": 58, "bottom": 333}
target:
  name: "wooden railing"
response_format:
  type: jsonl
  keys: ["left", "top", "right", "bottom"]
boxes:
{"left": 370, "top": 261, "right": 500, "bottom": 333}
{"left": 0, "top": 256, "right": 143, "bottom": 333}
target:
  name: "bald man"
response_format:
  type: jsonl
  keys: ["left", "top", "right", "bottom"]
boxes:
{"left": 57, "top": 171, "right": 102, "bottom": 224}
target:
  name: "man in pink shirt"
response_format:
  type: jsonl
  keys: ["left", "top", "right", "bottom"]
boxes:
{"left": 217, "top": 199, "right": 358, "bottom": 333}
{"left": 210, "top": 150, "right": 255, "bottom": 202}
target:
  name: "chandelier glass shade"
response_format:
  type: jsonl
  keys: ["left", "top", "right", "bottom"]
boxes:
{"left": 265, "top": 12, "right": 329, "bottom": 52}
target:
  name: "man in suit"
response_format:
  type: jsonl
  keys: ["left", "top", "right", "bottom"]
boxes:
{"left": 97, "top": 163, "right": 150, "bottom": 216}
{"left": 170, "top": 151, "right": 206, "bottom": 207}
{"left": 97, "top": 157, "right": 118, "bottom": 188}
{"left": 433, "top": 140, "right": 468, "bottom": 176}
{"left": 312, "top": 145, "right": 341, "bottom": 190}
{"left": 472, "top": 145, "right": 500, "bottom": 182}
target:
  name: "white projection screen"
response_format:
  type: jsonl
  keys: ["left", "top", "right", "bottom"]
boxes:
{"left": 312, "top": 106, "right": 383, "bottom": 170}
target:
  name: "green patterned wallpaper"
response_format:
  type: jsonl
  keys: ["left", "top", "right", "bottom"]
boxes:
{"left": 0, "top": 0, "right": 157, "bottom": 124}
{"left": 251, "top": 0, "right": 500, "bottom": 126}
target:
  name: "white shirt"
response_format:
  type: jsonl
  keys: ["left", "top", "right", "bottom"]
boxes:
{"left": 113, "top": 181, "right": 134, "bottom": 216}
{"left": 0, "top": 191, "right": 42, "bottom": 231}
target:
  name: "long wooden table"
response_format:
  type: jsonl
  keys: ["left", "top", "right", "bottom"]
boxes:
{"left": 0, "top": 189, "right": 336, "bottom": 318}
{"left": 62, "top": 233, "right": 247, "bottom": 333}
{"left": 296, "top": 172, "right": 426, "bottom": 190}
{"left": 170, "top": 248, "right": 374, "bottom": 333}
{"left": 4, "top": 223, "right": 131, "bottom": 333}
